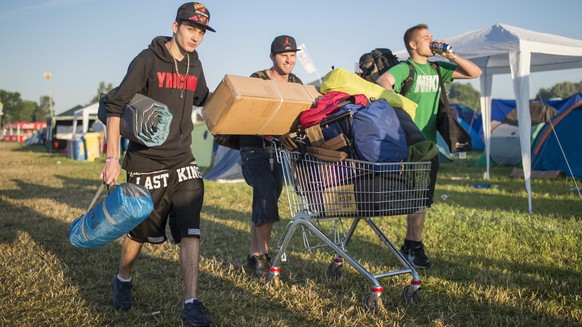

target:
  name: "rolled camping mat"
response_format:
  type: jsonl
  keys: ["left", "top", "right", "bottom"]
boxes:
{"left": 120, "top": 94, "right": 173, "bottom": 147}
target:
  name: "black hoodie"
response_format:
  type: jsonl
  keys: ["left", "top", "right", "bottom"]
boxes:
{"left": 106, "top": 36, "right": 209, "bottom": 172}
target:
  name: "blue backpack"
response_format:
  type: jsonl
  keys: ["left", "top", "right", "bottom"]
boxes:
{"left": 336, "top": 99, "right": 408, "bottom": 163}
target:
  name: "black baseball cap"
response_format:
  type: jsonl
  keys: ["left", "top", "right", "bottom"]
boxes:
{"left": 270, "top": 35, "right": 300, "bottom": 54}
{"left": 176, "top": 2, "right": 216, "bottom": 32}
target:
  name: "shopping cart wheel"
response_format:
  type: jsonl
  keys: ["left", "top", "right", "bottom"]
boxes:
{"left": 327, "top": 262, "right": 343, "bottom": 279}
{"left": 402, "top": 284, "right": 421, "bottom": 304}
{"left": 364, "top": 293, "right": 384, "bottom": 313}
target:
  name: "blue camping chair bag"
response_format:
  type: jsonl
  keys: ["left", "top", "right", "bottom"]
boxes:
{"left": 69, "top": 183, "right": 154, "bottom": 249}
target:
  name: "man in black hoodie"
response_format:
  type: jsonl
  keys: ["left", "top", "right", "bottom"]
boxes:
{"left": 100, "top": 3, "right": 214, "bottom": 326}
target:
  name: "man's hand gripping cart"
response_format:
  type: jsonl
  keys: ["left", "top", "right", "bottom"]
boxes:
{"left": 267, "top": 147, "right": 431, "bottom": 312}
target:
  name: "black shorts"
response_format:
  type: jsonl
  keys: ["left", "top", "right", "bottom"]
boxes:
{"left": 426, "top": 155, "right": 439, "bottom": 208}
{"left": 126, "top": 161, "right": 204, "bottom": 244}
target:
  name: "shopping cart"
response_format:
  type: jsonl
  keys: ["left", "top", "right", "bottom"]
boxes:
{"left": 267, "top": 148, "right": 432, "bottom": 312}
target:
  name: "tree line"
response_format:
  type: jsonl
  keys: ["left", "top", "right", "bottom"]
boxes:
{"left": 0, "top": 82, "right": 114, "bottom": 125}
{"left": 1, "top": 80, "right": 581, "bottom": 125}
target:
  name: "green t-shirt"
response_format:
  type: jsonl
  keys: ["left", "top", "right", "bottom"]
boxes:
{"left": 388, "top": 60, "right": 456, "bottom": 142}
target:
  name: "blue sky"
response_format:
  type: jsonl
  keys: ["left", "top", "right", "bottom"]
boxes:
{"left": 1, "top": 0, "right": 581, "bottom": 114}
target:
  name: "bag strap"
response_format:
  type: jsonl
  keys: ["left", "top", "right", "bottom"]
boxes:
{"left": 433, "top": 62, "right": 456, "bottom": 124}
{"left": 432, "top": 63, "right": 448, "bottom": 105}
{"left": 253, "top": 70, "right": 269, "bottom": 80}
{"left": 85, "top": 183, "right": 105, "bottom": 214}
{"left": 84, "top": 183, "right": 116, "bottom": 215}
{"left": 400, "top": 61, "right": 416, "bottom": 97}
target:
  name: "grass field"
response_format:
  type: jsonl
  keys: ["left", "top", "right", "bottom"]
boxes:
{"left": 0, "top": 141, "right": 580, "bottom": 326}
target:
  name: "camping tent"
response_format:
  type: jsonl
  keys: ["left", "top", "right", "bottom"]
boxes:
{"left": 487, "top": 100, "right": 559, "bottom": 166}
{"left": 203, "top": 145, "right": 244, "bottom": 181}
{"left": 531, "top": 94, "right": 582, "bottom": 178}
{"left": 456, "top": 99, "right": 563, "bottom": 157}
{"left": 489, "top": 123, "right": 521, "bottom": 165}
{"left": 398, "top": 23, "right": 582, "bottom": 213}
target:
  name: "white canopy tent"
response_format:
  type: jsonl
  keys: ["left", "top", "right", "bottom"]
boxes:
{"left": 396, "top": 23, "right": 582, "bottom": 213}
{"left": 71, "top": 102, "right": 99, "bottom": 136}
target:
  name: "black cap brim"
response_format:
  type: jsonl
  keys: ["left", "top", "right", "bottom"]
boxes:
{"left": 181, "top": 20, "right": 216, "bottom": 32}
{"left": 272, "top": 49, "right": 301, "bottom": 54}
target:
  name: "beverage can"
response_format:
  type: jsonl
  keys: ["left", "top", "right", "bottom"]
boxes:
{"left": 430, "top": 42, "right": 453, "bottom": 53}
{"left": 473, "top": 183, "right": 491, "bottom": 189}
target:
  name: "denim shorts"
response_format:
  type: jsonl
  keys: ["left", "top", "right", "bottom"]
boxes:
{"left": 240, "top": 147, "right": 283, "bottom": 225}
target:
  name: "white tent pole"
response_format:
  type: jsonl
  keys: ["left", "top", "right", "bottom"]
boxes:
{"left": 479, "top": 72, "right": 493, "bottom": 179}
{"left": 72, "top": 117, "right": 78, "bottom": 138}
{"left": 509, "top": 50, "right": 533, "bottom": 214}
{"left": 83, "top": 110, "right": 89, "bottom": 134}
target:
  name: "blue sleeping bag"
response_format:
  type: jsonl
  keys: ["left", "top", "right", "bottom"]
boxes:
{"left": 69, "top": 183, "right": 154, "bottom": 249}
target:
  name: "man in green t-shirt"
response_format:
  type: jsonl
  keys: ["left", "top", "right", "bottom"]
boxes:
{"left": 376, "top": 24, "right": 481, "bottom": 269}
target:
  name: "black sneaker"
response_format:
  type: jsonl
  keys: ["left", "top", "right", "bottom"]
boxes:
{"left": 245, "top": 255, "right": 257, "bottom": 275}
{"left": 401, "top": 242, "right": 432, "bottom": 269}
{"left": 400, "top": 244, "right": 410, "bottom": 256}
{"left": 182, "top": 299, "right": 212, "bottom": 327}
{"left": 254, "top": 253, "right": 272, "bottom": 278}
{"left": 112, "top": 275, "right": 133, "bottom": 310}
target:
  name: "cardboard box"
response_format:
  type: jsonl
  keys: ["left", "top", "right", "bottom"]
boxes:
{"left": 322, "top": 183, "right": 359, "bottom": 216}
{"left": 202, "top": 75, "right": 321, "bottom": 135}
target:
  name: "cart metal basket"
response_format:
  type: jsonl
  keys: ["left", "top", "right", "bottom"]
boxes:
{"left": 267, "top": 149, "right": 432, "bottom": 311}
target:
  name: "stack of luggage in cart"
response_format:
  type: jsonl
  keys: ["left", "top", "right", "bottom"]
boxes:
{"left": 288, "top": 68, "right": 439, "bottom": 218}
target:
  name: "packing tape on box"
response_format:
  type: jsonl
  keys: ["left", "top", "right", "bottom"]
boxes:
{"left": 256, "top": 79, "right": 284, "bottom": 135}
{"left": 256, "top": 80, "right": 318, "bottom": 136}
